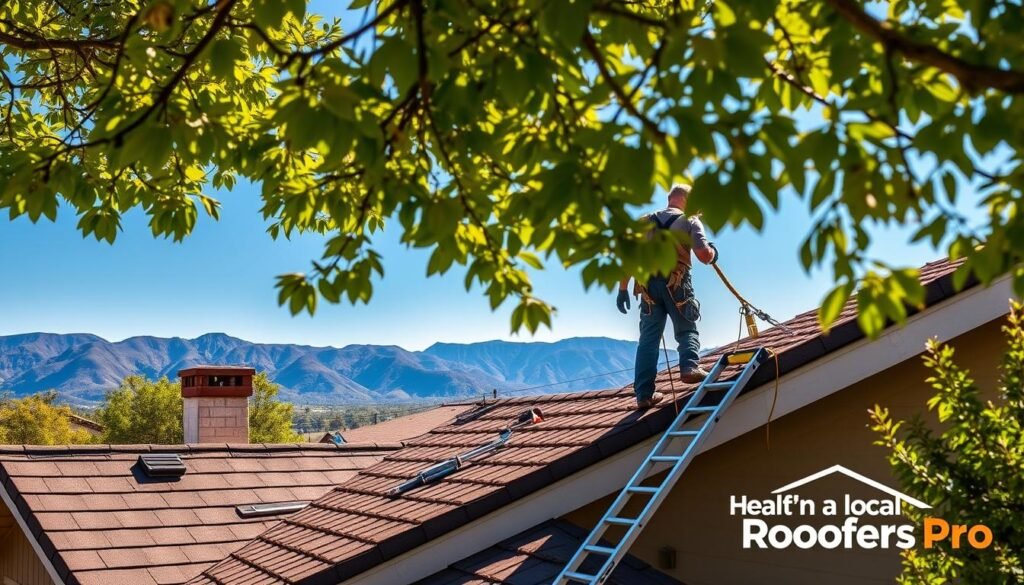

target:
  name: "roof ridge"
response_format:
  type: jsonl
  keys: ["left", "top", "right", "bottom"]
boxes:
{"left": 0, "top": 441, "right": 404, "bottom": 455}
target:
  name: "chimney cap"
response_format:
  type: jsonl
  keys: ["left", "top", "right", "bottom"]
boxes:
{"left": 178, "top": 365, "right": 256, "bottom": 377}
{"left": 179, "top": 365, "right": 255, "bottom": 398}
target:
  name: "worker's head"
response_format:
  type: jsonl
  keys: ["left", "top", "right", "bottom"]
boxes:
{"left": 667, "top": 184, "right": 691, "bottom": 210}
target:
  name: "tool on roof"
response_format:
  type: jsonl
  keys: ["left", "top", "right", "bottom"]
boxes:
{"left": 387, "top": 407, "right": 544, "bottom": 497}
{"left": 712, "top": 263, "right": 793, "bottom": 338}
{"left": 554, "top": 348, "right": 768, "bottom": 585}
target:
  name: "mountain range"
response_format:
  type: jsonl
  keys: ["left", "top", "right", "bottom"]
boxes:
{"left": 0, "top": 333, "right": 671, "bottom": 404}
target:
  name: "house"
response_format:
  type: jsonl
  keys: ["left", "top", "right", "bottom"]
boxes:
{"left": 331, "top": 405, "right": 476, "bottom": 445}
{"left": 0, "top": 368, "right": 402, "bottom": 585}
{"left": 308, "top": 405, "right": 475, "bottom": 445}
{"left": 66, "top": 415, "right": 103, "bottom": 438}
{"left": 0, "top": 257, "right": 1012, "bottom": 584}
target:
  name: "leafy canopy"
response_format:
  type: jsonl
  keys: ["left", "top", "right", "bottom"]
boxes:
{"left": 0, "top": 391, "right": 95, "bottom": 444}
{"left": 871, "top": 302, "right": 1024, "bottom": 583}
{"left": 97, "top": 373, "right": 300, "bottom": 444}
{"left": 1, "top": 0, "right": 1021, "bottom": 335}
{"left": 249, "top": 372, "right": 303, "bottom": 443}
{"left": 98, "top": 375, "right": 185, "bottom": 443}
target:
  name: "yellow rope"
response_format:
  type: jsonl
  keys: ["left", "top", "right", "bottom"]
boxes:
{"left": 713, "top": 263, "right": 755, "bottom": 307}
{"left": 764, "top": 348, "right": 781, "bottom": 450}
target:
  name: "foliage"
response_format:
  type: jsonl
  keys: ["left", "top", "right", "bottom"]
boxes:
{"left": 98, "top": 375, "right": 184, "bottom": 443}
{"left": 871, "top": 302, "right": 1024, "bottom": 583}
{"left": 1, "top": 1, "right": 1022, "bottom": 335}
{"left": 0, "top": 391, "right": 95, "bottom": 444}
{"left": 249, "top": 373, "right": 302, "bottom": 443}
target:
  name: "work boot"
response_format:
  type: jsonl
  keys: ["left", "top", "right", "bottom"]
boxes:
{"left": 636, "top": 392, "right": 664, "bottom": 410}
{"left": 680, "top": 367, "right": 709, "bottom": 384}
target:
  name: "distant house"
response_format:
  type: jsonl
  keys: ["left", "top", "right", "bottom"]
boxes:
{"left": 308, "top": 405, "right": 476, "bottom": 445}
{"left": 67, "top": 414, "right": 103, "bottom": 437}
{"left": 0, "top": 258, "right": 1012, "bottom": 585}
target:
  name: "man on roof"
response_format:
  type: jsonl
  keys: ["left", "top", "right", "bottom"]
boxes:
{"left": 617, "top": 184, "right": 718, "bottom": 409}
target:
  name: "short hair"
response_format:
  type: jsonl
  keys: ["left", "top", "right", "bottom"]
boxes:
{"left": 668, "top": 184, "right": 691, "bottom": 199}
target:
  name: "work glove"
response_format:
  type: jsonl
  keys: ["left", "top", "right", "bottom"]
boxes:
{"left": 616, "top": 289, "right": 631, "bottom": 314}
{"left": 708, "top": 242, "right": 719, "bottom": 265}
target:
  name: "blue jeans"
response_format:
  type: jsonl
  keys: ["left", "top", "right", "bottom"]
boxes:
{"left": 633, "top": 274, "right": 701, "bottom": 401}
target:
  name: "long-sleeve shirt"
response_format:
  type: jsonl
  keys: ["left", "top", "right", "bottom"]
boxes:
{"left": 647, "top": 208, "right": 711, "bottom": 270}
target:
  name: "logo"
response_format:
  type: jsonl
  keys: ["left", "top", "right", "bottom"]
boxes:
{"left": 729, "top": 465, "right": 992, "bottom": 551}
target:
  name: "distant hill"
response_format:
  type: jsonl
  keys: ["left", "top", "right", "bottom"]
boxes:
{"left": 0, "top": 333, "right": 672, "bottom": 404}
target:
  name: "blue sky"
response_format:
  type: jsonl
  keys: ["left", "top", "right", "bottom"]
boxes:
{"left": 0, "top": 3, "right": 978, "bottom": 352}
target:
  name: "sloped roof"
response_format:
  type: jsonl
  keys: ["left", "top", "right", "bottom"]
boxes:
{"left": 338, "top": 405, "right": 476, "bottom": 445}
{"left": 192, "top": 258, "right": 970, "bottom": 584}
{"left": 0, "top": 443, "right": 399, "bottom": 585}
{"left": 414, "top": 519, "right": 680, "bottom": 585}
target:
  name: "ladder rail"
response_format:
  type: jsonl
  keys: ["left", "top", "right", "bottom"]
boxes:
{"left": 554, "top": 348, "right": 768, "bottom": 585}
{"left": 569, "top": 358, "right": 728, "bottom": 550}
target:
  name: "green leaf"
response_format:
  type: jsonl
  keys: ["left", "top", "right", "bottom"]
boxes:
{"left": 819, "top": 281, "right": 853, "bottom": 330}
{"left": 210, "top": 38, "right": 244, "bottom": 79}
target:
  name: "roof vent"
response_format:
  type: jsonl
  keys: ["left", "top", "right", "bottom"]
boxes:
{"left": 138, "top": 454, "right": 186, "bottom": 478}
{"left": 236, "top": 501, "right": 310, "bottom": 518}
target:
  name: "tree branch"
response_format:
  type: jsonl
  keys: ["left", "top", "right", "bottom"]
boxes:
{"left": 825, "top": 0, "right": 1024, "bottom": 94}
{"left": 582, "top": 31, "right": 664, "bottom": 142}
{"left": 0, "top": 29, "right": 117, "bottom": 51}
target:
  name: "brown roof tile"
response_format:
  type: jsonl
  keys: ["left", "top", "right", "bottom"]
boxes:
{"left": 192, "top": 258, "right": 973, "bottom": 584}
{"left": 0, "top": 443, "right": 396, "bottom": 585}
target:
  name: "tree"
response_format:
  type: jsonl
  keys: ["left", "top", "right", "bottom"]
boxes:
{"left": 249, "top": 373, "right": 302, "bottom": 443}
{"left": 0, "top": 391, "right": 94, "bottom": 444}
{"left": 98, "top": 375, "right": 184, "bottom": 444}
{"left": 1, "top": 1, "right": 1020, "bottom": 334}
{"left": 871, "top": 302, "right": 1024, "bottom": 583}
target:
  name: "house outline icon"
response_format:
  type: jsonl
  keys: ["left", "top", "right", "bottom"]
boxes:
{"left": 772, "top": 464, "right": 932, "bottom": 510}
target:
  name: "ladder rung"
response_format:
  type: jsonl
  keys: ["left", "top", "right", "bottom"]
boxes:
{"left": 563, "top": 571, "right": 597, "bottom": 582}
{"left": 686, "top": 406, "right": 717, "bottom": 413}
{"left": 668, "top": 430, "right": 700, "bottom": 437}
{"left": 650, "top": 455, "right": 682, "bottom": 463}
{"left": 583, "top": 545, "right": 616, "bottom": 556}
{"left": 703, "top": 381, "right": 733, "bottom": 390}
{"left": 605, "top": 517, "right": 637, "bottom": 526}
{"left": 626, "top": 486, "right": 658, "bottom": 494}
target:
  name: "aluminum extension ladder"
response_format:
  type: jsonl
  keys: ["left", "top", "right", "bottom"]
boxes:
{"left": 554, "top": 347, "right": 769, "bottom": 584}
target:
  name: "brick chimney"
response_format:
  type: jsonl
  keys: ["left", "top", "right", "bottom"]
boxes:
{"left": 178, "top": 366, "right": 255, "bottom": 444}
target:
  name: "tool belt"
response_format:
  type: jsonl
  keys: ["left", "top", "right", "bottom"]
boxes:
{"left": 634, "top": 266, "right": 701, "bottom": 322}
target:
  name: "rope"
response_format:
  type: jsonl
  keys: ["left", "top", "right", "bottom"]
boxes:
{"left": 764, "top": 348, "right": 781, "bottom": 450}
{"left": 730, "top": 298, "right": 782, "bottom": 451}
{"left": 660, "top": 334, "right": 679, "bottom": 415}
{"left": 712, "top": 262, "right": 795, "bottom": 336}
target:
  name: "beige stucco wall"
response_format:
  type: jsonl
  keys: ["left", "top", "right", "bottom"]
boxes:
{"left": 0, "top": 500, "right": 52, "bottom": 585}
{"left": 563, "top": 317, "right": 1006, "bottom": 585}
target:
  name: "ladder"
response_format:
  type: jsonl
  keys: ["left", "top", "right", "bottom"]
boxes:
{"left": 554, "top": 347, "right": 769, "bottom": 584}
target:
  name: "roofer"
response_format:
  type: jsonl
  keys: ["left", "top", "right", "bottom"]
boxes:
{"left": 617, "top": 184, "right": 718, "bottom": 409}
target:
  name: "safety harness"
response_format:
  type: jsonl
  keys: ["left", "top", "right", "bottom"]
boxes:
{"left": 634, "top": 210, "right": 700, "bottom": 321}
